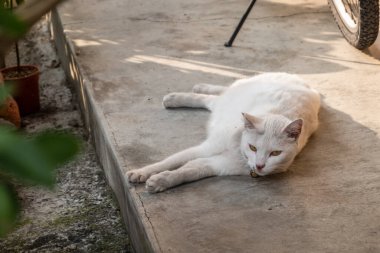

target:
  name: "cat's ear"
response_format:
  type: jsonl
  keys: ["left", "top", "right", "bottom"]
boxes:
{"left": 283, "top": 119, "right": 303, "bottom": 141}
{"left": 242, "top": 113, "right": 262, "bottom": 129}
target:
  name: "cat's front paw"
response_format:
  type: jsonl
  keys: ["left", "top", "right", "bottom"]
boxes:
{"left": 192, "top": 84, "right": 205, "bottom": 94}
{"left": 146, "top": 171, "right": 172, "bottom": 193}
{"left": 162, "top": 93, "right": 181, "bottom": 108}
{"left": 126, "top": 169, "right": 150, "bottom": 183}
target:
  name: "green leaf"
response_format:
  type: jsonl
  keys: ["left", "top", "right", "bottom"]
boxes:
{"left": 33, "top": 131, "right": 81, "bottom": 167}
{"left": 0, "top": 127, "right": 80, "bottom": 187}
{"left": 0, "top": 8, "right": 27, "bottom": 37}
{"left": 0, "top": 127, "right": 55, "bottom": 186}
{"left": 0, "top": 182, "right": 19, "bottom": 237}
{"left": 0, "top": 82, "right": 14, "bottom": 105}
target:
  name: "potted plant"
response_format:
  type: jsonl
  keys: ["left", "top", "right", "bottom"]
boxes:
{"left": 0, "top": 0, "right": 40, "bottom": 116}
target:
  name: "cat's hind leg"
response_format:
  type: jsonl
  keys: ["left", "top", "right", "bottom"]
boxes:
{"left": 163, "top": 92, "right": 216, "bottom": 110}
{"left": 146, "top": 154, "right": 246, "bottom": 193}
{"left": 192, "top": 83, "right": 227, "bottom": 95}
{"left": 126, "top": 142, "right": 215, "bottom": 183}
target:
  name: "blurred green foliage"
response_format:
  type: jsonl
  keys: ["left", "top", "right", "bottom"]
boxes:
{"left": 0, "top": 0, "right": 77, "bottom": 237}
{"left": 0, "top": 8, "right": 26, "bottom": 37}
{"left": 0, "top": 126, "right": 80, "bottom": 237}
{"left": 0, "top": 182, "right": 19, "bottom": 237}
{"left": 0, "top": 0, "right": 26, "bottom": 37}
{"left": 0, "top": 127, "right": 80, "bottom": 187}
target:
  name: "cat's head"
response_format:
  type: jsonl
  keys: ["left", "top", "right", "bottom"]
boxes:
{"left": 240, "top": 113, "right": 303, "bottom": 176}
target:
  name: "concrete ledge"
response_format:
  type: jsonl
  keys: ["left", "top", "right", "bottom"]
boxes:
{"left": 49, "top": 9, "right": 160, "bottom": 253}
{"left": 47, "top": 0, "right": 380, "bottom": 252}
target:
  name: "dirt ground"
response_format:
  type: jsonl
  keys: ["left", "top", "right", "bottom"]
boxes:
{"left": 0, "top": 19, "right": 132, "bottom": 252}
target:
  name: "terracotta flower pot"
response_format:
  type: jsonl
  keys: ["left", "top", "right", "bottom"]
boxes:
{"left": 0, "top": 73, "right": 21, "bottom": 128}
{"left": 0, "top": 65, "right": 40, "bottom": 116}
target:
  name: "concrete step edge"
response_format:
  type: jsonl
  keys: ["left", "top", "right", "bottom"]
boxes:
{"left": 48, "top": 8, "right": 162, "bottom": 253}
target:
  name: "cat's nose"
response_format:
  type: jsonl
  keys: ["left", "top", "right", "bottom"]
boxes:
{"left": 256, "top": 164, "right": 265, "bottom": 171}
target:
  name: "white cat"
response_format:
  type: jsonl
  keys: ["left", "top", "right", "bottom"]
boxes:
{"left": 126, "top": 73, "right": 321, "bottom": 193}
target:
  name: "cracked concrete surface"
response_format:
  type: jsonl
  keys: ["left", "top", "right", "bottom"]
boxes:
{"left": 54, "top": 0, "right": 380, "bottom": 252}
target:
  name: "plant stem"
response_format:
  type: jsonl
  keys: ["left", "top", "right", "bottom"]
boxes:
{"left": 15, "top": 42, "right": 20, "bottom": 72}
{"left": 0, "top": 53, "right": 5, "bottom": 69}
{"left": 10, "top": 0, "right": 21, "bottom": 72}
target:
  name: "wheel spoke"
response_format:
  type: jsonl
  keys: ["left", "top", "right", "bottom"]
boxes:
{"left": 342, "top": 0, "right": 359, "bottom": 24}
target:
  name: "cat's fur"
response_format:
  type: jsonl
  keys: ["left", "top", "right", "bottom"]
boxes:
{"left": 126, "top": 73, "right": 321, "bottom": 193}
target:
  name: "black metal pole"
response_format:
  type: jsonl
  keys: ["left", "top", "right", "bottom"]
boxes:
{"left": 224, "top": 0, "right": 257, "bottom": 47}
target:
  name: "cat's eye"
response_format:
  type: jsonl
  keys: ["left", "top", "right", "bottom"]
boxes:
{"left": 249, "top": 144, "right": 257, "bottom": 152}
{"left": 270, "top": 151, "right": 282, "bottom": 156}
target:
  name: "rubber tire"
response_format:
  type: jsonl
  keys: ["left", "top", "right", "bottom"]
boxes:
{"left": 328, "top": 0, "right": 379, "bottom": 49}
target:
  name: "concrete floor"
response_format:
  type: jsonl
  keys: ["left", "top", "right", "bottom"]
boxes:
{"left": 56, "top": 0, "right": 380, "bottom": 252}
